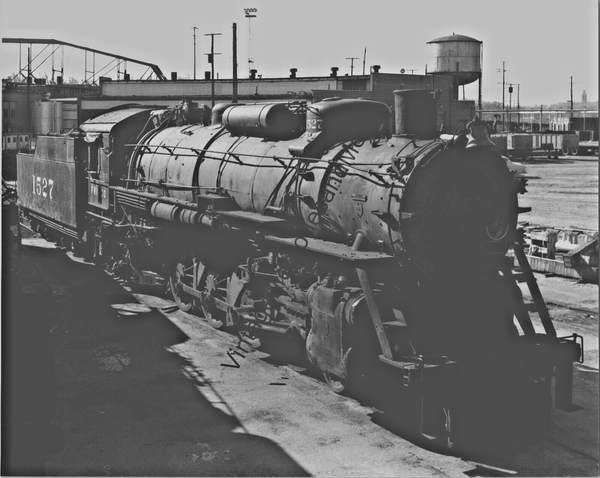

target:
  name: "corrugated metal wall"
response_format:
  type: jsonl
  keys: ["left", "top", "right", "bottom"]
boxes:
{"left": 102, "top": 79, "right": 340, "bottom": 97}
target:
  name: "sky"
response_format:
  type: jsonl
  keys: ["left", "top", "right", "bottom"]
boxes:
{"left": 0, "top": 0, "right": 597, "bottom": 107}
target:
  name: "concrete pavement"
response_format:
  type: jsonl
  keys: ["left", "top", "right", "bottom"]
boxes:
{"left": 3, "top": 230, "right": 598, "bottom": 476}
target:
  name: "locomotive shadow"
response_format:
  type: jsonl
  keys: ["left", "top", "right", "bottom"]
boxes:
{"left": 4, "top": 241, "right": 309, "bottom": 477}
{"left": 256, "top": 328, "right": 553, "bottom": 456}
{"left": 260, "top": 330, "right": 557, "bottom": 462}
{"left": 2, "top": 232, "right": 60, "bottom": 475}
{"left": 362, "top": 369, "right": 551, "bottom": 458}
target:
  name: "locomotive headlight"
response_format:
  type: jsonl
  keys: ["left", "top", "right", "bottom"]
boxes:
{"left": 486, "top": 216, "right": 509, "bottom": 241}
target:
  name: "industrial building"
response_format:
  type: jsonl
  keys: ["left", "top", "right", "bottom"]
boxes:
{"left": 82, "top": 69, "right": 474, "bottom": 131}
{"left": 2, "top": 67, "right": 473, "bottom": 136}
{"left": 2, "top": 34, "right": 488, "bottom": 140}
{"left": 3, "top": 33, "right": 596, "bottom": 172}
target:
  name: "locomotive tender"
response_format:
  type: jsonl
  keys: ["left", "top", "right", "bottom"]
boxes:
{"left": 17, "top": 90, "right": 583, "bottom": 446}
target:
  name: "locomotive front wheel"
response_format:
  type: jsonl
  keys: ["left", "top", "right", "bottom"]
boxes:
{"left": 169, "top": 263, "right": 193, "bottom": 312}
{"left": 169, "top": 261, "right": 225, "bottom": 329}
{"left": 199, "top": 270, "right": 224, "bottom": 329}
{"left": 200, "top": 303, "right": 224, "bottom": 329}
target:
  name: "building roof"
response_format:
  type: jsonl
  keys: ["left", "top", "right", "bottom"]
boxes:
{"left": 427, "top": 34, "right": 482, "bottom": 44}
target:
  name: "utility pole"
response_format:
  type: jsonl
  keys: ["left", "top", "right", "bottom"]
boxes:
{"left": 346, "top": 57, "right": 359, "bottom": 76}
{"left": 496, "top": 61, "right": 507, "bottom": 131}
{"left": 502, "top": 61, "right": 506, "bottom": 110}
{"left": 18, "top": 43, "right": 22, "bottom": 80}
{"left": 50, "top": 45, "right": 64, "bottom": 84}
{"left": 192, "top": 27, "right": 198, "bottom": 80}
{"left": 362, "top": 48, "right": 366, "bottom": 75}
{"left": 507, "top": 83, "right": 515, "bottom": 132}
{"left": 27, "top": 46, "right": 31, "bottom": 133}
{"left": 204, "top": 33, "right": 222, "bottom": 107}
{"left": 568, "top": 76, "right": 578, "bottom": 129}
{"left": 517, "top": 84, "right": 520, "bottom": 129}
{"left": 232, "top": 23, "right": 238, "bottom": 103}
{"left": 570, "top": 76, "right": 574, "bottom": 118}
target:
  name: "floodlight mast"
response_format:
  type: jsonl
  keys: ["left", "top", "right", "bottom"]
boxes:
{"left": 192, "top": 27, "right": 198, "bottom": 80}
{"left": 244, "top": 8, "right": 257, "bottom": 76}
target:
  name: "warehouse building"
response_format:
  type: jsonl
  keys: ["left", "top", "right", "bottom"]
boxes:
{"left": 32, "top": 70, "right": 473, "bottom": 135}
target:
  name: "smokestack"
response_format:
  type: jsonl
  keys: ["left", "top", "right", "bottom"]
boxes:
{"left": 289, "top": 68, "right": 297, "bottom": 79}
{"left": 394, "top": 89, "right": 441, "bottom": 139}
{"left": 371, "top": 65, "right": 381, "bottom": 73}
{"left": 330, "top": 67, "right": 339, "bottom": 78}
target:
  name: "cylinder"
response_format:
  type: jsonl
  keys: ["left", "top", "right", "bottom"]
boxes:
{"left": 150, "top": 202, "right": 215, "bottom": 228}
{"left": 394, "top": 89, "right": 440, "bottom": 138}
{"left": 54, "top": 101, "right": 63, "bottom": 133}
{"left": 36, "top": 101, "right": 64, "bottom": 135}
{"left": 150, "top": 202, "right": 178, "bottom": 222}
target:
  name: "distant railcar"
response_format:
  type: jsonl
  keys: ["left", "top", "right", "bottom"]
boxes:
{"left": 491, "top": 132, "right": 580, "bottom": 158}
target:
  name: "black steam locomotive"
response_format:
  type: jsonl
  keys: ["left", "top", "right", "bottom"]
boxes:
{"left": 17, "top": 90, "right": 583, "bottom": 447}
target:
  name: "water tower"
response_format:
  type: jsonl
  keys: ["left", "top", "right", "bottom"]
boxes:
{"left": 427, "top": 34, "right": 482, "bottom": 109}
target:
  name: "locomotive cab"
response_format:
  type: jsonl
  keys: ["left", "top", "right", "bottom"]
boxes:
{"left": 80, "top": 107, "right": 153, "bottom": 209}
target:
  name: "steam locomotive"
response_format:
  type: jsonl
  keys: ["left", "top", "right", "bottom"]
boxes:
{"left": 17, "top": 90, "right": 583, "bottom": 447}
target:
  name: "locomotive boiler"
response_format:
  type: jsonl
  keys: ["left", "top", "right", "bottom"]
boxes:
{"left": 17, "top": 90, "right": 583, "bottom": 447}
